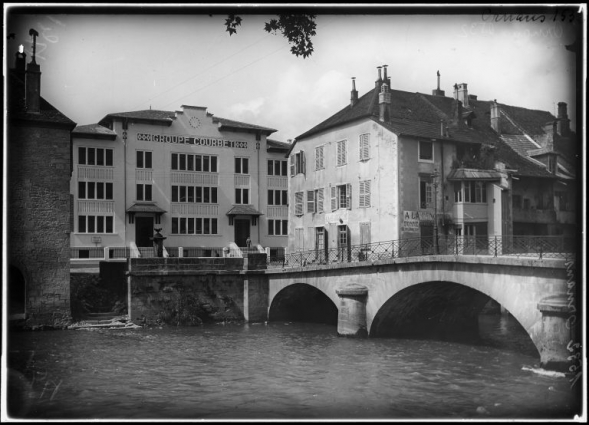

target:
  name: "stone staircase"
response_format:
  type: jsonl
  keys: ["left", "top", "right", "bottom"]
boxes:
{"left": 68, "top": 312, "right": 141, "bottom": 330}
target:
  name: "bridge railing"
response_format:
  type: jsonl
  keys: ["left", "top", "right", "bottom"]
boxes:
{"left": 268, "top": 235, "right": 575, "bottom": 269}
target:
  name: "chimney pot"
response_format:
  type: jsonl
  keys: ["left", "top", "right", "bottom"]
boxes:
{"left": 557, "top": 102, "right": 568, "bottom": 119}
{"left": 350, "top": 77, "right": 358, "bottom": 107}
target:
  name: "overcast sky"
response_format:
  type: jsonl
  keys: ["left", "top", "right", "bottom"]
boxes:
{"left": 5, "top": 6, "right": 583, "bottom": 142}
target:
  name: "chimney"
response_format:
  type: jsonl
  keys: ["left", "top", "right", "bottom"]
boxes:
{"left": 379, "top": 82, "right": 391, "bottom": 122}
{"left": 490, "top": 100, "right": 501, "bottom": 134}
{"left": 432, "top": 70, "right": 445, "bottom": 96}
{"left": 375, "top": 66, "right": 382, "bottom": 88}
{"left": 26, "top": 28, "right": 41, "bottom": 114}
{"left": 556, "top": 102, "right": 570, "bottom": 136}
{"left": 14, "top": 45, "right": 27, "bottom": 79}
{"left": 457, "top": 83, "right": 469, "bottom": 107}
{"left": 451, "top": 99, "right": 463, "bottom": 128}
{"left": 382, "top": 64, "right": 391, "bottom": 87}
{"left": 453, "top": 83, "right": 458, "bottom": 100}
{"left": 350, "top": 77, "right": 358, "bottom": 107}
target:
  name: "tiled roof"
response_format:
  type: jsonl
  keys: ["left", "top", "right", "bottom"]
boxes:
{"left": 213, "top": 116, "right": 277, "bottom": 134}
{"left": 266, "top": 139, "right": 290, "bottom": 151}
{"left": 226, "top": 205, "right": 263, "bottom": 216}
{"left": 73, "top": 123, "right": 117, "bottom": 138}
{"left": 447, "top": 169, "right": 502, "bottom": 181}
{"left": 500, "top": 135, "right": 540, "bottom": 156}
{"left": 126, "top": 202, "right": 167, "bottom": 214}
{"left": 8, "top": 71, "right": 76, "bottom": 128}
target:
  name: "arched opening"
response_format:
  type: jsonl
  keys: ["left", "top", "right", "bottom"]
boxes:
{"left": 8, "top": 265, "right": 26, "bottom": 316}
{"left": 370, "top": 281, "right": 539, "bottom": 357}
{"left": 269, "top": 283, "right": 338, "bottom": 325}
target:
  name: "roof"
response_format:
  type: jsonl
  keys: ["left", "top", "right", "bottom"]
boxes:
{"left": 98, "top": 109, "right": 276, "bottom": 134}
{"left": 500, "top": 135, "right": 540, "bottom": 156}
{"left": 226, "top": 205, "right": 263, "bottom": 216}
{"left": 447, "top": 169, "right": 502, "bottom": 181}
{"left": 73, "top": 123, "right": 118, "bottom": 139}
{"left": 7, "top": 70, "right": 76, "bottom": 128}
{"left": 267, "top": 139, "right": 290, "bottom": 152}
{"left": 126, "top": 202, "right": 167, "bottom": 214}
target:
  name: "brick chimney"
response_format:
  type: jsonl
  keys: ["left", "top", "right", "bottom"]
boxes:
{"left": 457, "top": 83, "right": 469, "bottom": 107}
{"left": 450, "top": 98, "right": 463, "bottom": 128}
{"left": 379, "top": 82, "right": 391, "bottom": 122}
{"left": 350, "top": 77, "right": 358, "bottom": 107}
{"left": 556, "top": 102, "right": 570, "bottom": 136}
{"left": 382, "top": 64, "right": 391, "bottom": 87}
{"left": 375, "top": 66, "right": 382, "bottom": 89}
{"left": 432, "top": 70, "right": 445, "bottom": 96}
{"left": 14, "top": 45, "right": 27, "bottom": 80}
{"left": 26, "top": 29, "right": 41, "bottom": 114}
{"left": 490, "top": 100, "right": 501, "bottom": 134}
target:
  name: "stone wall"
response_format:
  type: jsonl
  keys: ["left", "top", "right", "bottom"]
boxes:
{"left": 8, "top": 124, "right": 72, "bottom": 328}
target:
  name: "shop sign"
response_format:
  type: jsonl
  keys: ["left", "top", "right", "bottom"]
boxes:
{"left": 137, "top": 133, "right": 248, "bottom": 149}
{"left": 402, "top": 210, "right": 434, "bottom": 231}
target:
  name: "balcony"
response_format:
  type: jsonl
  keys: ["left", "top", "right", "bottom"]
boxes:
{"left": 513, "top": 207, "right": 557, "bottom": 224}
{"left": 77, "top": 166, "right": 113, "bottom": 180}
{"left": 267, "top": 206, "right": 288, "bottom": 218}
{"left": 267, "top": 176, "right": 288, "bottom": 188}
{"left": 452, "top": 203, "right": 488, "bottom": 223}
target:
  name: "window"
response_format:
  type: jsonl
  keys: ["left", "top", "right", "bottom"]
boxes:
{"left": 78, "top": 182, "right": 114, "bottom": 200}
{"left": 268, "top": 160, "right": 288, "bottom": 176}
{"left": 79, "top": 147, "right": 114, "bottom": 166}
{"left": 331, "top": 184, "right": 352, "bottom": 211}
{"left": 359, "top": 133, "right": 370, "bottom": 161}
{"left": 235, "top": 188, "right": 249, "bottom": 204}
{"left": 295, "top": 191, "right": 304, "bottom": 216}
{"left": 171, "top": 153, "right": 218, "bottom": 172}
{"left": 556, "top": 192, "right": 569, "bottom": 211}
{"left": 512, "top": 194, "right": 522, "bottom": 209}
{"left": 462, "top": 181, "right": 487, "bottom": 203}
{"left": 336, "top": 140, "right": 347, "bottom": 166}
{"left": 171, "top": 217, "right": 218, "bottom": 235}
{"left": 291, "top": 151, "right": 306, "bottom": 176}
{"left": 268, "top": 190, "right": 288, "bottom": 206}
{"left": 315, "top": 188, "right": 324, "bottom": 213}
{"left": 268, "top": 219, "right": 288, "bottom": 236}
{"left": 307, "top": 190, "right": 315, "bottom": 213}
{"left": 315, "top": 145, "right": 325, "bottom": 170}
{"left": 136, "top": 151, "right": 152, "bottom": 169}
{"left": 359, "top": 180, "right": 371, "bottom": 208}
{"left": 235, "top": 157, "right": 249, "bottom": 174}
{"left": 137, "top": 184, "right": 152, "bottom": 201}
{"left": 360, "top": 222, "right": 371, "bottom": 246}
{"left": 420, "top": 178, "right": 432, "bottom": 209}
{"left": 78, "top": 215, "right": 114, "bottom": 233}
{"left": 172, "top": 186, "right": 217, "bottom": 203}
{"left": 454, "top": 182, "right": 462, "bottom": 203}
{"left": 418, "top": 140, "right": 434, "bottom": 162}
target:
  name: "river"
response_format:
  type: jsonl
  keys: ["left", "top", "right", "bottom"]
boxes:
{"left": 6, "top": 313, "right": 582, "bottom": 420}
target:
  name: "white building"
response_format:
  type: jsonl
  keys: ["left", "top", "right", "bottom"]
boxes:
{"left": 70, "top": 105, "right": 289, "bottom": 258}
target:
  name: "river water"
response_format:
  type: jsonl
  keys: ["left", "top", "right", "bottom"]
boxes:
{"left": 6, "top": 314, "right": 582, "bottom": 420}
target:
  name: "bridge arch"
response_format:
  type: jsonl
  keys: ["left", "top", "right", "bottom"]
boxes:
{"left": 8, "top": 264, "right": 27, "bottom": 316}
{"left": 268, "top": 283, "right": 338, "bottom": 325}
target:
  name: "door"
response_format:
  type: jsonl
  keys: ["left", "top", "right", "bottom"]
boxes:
{"left": 234, "top": 219, "right": 250, "bottom": 247}
{"left": 337, "top": 225, "right": 350, "bottom": 262}
{"left": 135, "top": 216, "right": 154, "bottom": 247}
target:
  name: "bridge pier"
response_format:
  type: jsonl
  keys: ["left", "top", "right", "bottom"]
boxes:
{"left": 537, "top": 295, "right": 574, "bottom": 372}
{"left": 336, "top": 284, "right": 368, "bottom": 337}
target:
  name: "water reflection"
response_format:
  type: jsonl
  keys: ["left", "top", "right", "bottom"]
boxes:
{"left": 7, "top": 314, "right": 580, "bottom": 420}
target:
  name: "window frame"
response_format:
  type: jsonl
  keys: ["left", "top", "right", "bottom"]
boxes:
{"left": 418, "top": 140, "right": 434, "bottom": 163}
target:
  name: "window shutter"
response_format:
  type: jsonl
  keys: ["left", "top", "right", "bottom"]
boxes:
{"left": 290, "top": 155, "right": 295, "bottom": 177}
{"left": 364, "top": 180, "right": 371, "bottom": 207}
{"left": 295, "top": 191, "right": 304, "bottom": 216}
{"left": 331, "top": 186, "right": 337, "bottom": 211}
{"left": 346, "top": 183, "right": 352, "bottom": 209}
{"left": 307, "top": 190, "right": 315, "bottom": 213}
{"left": 360, "top": 222, "right": 371, "bottom": 245}
{"left": 359, "top": 134, "right": 370, "bottom": 160}
{"left": 359, "top": 181, "right": 365, "bottom": 208}
{"left": 317, "top": 188, "right": 324, "bottom": 213}
{"left": 301, "top": 150, "right": 306, "bottom": 175}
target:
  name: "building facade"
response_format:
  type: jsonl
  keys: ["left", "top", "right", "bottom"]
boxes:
{"left": 7, "top": 47, "right": 76, "bottom": 326}
{"left": 287, "top": 66, "right": 577, "bottom": 255}
{"left": 70, "top": 105, "right": 289, "bottom": 257}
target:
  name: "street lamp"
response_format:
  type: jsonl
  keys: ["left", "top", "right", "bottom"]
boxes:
{"left": 431, "top": 169, "right": 440, "bottom": 255}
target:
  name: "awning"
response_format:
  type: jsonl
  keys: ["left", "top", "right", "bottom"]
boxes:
{"left": 126, "top": 202, "right": 167, "bottom": 214}
{"left": 226, "top": 205, "right": 263, "bottom": 216}
{"left": 447, "top": 168, "right": 501, "bottom": 181}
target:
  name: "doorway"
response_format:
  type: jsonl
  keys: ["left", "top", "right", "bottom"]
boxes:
{"left": 234, "top": 219, "right": 250, "bottom": 247}
{"left": 135, "top": 216, "right": 154, "bottom": 247}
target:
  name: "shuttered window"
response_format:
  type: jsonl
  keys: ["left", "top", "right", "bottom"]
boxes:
{"left": 360, "top": 222, "right": 371, "bottom": 245}
{"left": 315, "top": 145, "right": 325, "bottom": 170}
{"left": 291, "top": 151, "right": 306, "bottom": 176}
{"left": 307, "top": 190, "right": 315, "bottom": 213}
{"left": 295, "top": 228, "right": 304, "bottom": 251}
{"left": 359, "top": 133, "right": 370, "bottom": 161}
{"left": 336, "top": 140, "right": 347, "bottom": 166}
{"left": 295, "top": 191, "right": 304, "bottom": 216}
{"left": 316, "top": 188, "right": 324, "bottom": 213}
{"left": 290, "top": 155, "right": 295, "bottom": 176}
{"left": 330, "top": 186, "right": 337, "bottom": 211}
{"left": 359, "top": 180, "right": 371, "bottom": 208}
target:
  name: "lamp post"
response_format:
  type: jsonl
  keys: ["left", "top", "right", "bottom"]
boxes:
{"left": 431, "top": 169, "right": 440, "bottom": 255}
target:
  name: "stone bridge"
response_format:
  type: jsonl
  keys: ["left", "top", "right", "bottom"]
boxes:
{"left": 265, "top": 255, "right": 577, "bottom": 371}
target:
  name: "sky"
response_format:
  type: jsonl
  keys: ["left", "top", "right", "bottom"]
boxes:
{"left": 4, "top": 5, "right": 584, "bottom": 143}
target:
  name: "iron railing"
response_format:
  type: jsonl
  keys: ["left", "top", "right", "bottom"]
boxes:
{"left": 268, "top": 235, "right": 575, "bottom": 269}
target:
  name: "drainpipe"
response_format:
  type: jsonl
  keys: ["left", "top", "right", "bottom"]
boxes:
{"left": 257, "top": 132, "right": 261, "bottom": 246}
